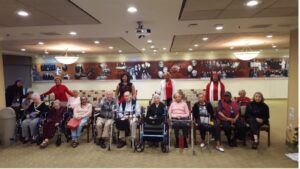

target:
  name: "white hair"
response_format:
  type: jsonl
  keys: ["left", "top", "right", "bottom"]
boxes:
{"left": 31, "top": 92, "right": 40, "bottom": 100}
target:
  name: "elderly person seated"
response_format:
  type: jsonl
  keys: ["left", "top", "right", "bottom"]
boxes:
{"left": 22, "top": 93, "right": 50, "bottom": 144}
{"left": 40, "top": 100, "right": 66, "bottom": 148}
{"left": 146, "top": 94, "right": 166, "bottom": 125}
{"left": 168, "top": 92, "right": 190, "bottom": 148}
{"left": 95, "top": 91, "right": 118, "bottom": 149}
{"left": 71, "top": 96, "right": 92, "bottom": 148}
{"left": 235, "top": 90, "right": 251, "bottom": 106}
{"left": 116, "top": 91, "right": 141, "bottom": 148}
{"left": 245, "top": 92, "right": 269, "bottom": 149}
{"left": 218, "top": 91, "right": 246, "bottom": 147}
{"left": 192, "top": 93, "right": 224, "bottom": 152}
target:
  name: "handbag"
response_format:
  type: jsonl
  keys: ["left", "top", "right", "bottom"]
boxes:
{"left": 67, "top": 118, "right": 81, "bottom": 129}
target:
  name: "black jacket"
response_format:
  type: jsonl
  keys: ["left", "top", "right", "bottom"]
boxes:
{"left": 192, "top": 102, "right": 215, "bottom": 122}
{"left": 145, "top": 102, "right": 166, "bottom": 125}
{"left": 245, "top": 101, "right": 269, "bottom": 125}
{"left": 25, "top": 102, "right": 50, "bottom": 119}
{"left": 5, "top": 80, "right": 24, "bottom": 107}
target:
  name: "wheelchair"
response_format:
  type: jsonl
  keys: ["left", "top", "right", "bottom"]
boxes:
{"left": 168, "top": 113, "right": 195, "bottom": 155}
{"left": 135, "top": 106, "right": 169, "bottom": 153}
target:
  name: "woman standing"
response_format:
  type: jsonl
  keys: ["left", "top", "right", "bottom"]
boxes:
{"left": 115, "top": 73, "right": 136, "bottom": 103}
{"left": 159, "top": 72, "right": 176, "bottom": 107}
{"left": 71, "top": 96, "right": 92, "bottom": 148}
{"left": 41, "top": 77, "right": 75, "bottom": 106}
{"left": 40, "top": 100, "right": 66, "bottom": 148}
{"left": 205, "top": 72, "right": 225, "bottom": 109}
{"left": 5, "top": 79, "right": 24, "bottom": 107}
{"left": 245, "top": 92, "right": 269, "bottom": 149}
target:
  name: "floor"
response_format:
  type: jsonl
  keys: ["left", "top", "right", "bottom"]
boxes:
{"left": 0, "top": 100, "right": 298, "bottom": 168}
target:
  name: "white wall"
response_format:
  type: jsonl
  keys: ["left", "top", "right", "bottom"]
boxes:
{"left": 32, "top": 78, "right": 288, "bottom": 100}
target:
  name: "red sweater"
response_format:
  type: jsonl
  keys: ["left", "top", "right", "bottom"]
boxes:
{"left": 205, "top": 81, "right": 225, "bottom": 102}
{"left": 42, "top": 84, "right": 74, "bottom": 102}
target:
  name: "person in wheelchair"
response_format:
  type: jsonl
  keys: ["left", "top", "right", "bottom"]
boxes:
{"left": 116, "top": 91, "right": 141, "bottom": 148}
{"left": 95, "top": 91, "right": 118, "bottom": 148}
{"left": 192, "top": 93, "right": 224, "bottom": 152}
{"left": 40, "top": 100, "right": 66, "bottom": 148}
{"left": 21, "top": 93, "right": 50, "bottom": 144}
{"left": 168, "top": 92, "right": 190, "bottom": 148}
{"left": 218, "top": 91, "right": 246, "bottom": 147}
{"left": 71, "top": 96, "right": 92, "bottom": 148}
{"left": 145, "top": 94, "right": 166, "bottom": 125}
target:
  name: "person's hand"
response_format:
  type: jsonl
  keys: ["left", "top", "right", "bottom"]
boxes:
{"left": 256, "top": 118, "right": 263, "bottom": 123}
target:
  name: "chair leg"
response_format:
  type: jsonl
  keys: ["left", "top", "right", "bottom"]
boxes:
{"left": 87, "top": 126, "right": 90, "bottom": 143}
{"left": 267, "top": 129, "right": 270, "bottom": 147}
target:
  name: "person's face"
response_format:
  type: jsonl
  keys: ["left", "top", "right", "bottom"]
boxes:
{"left": 154, "top": 97, "right": 160, "bottom": 104}
{"left": 106, "top": 92, "right": 113, "bottom": 100}
{"left": 55, "top": 79, "right": 61, "bottom": 85}
{"left": 175, "top": 94, "right": 182, "bottom": 102}
{"left": 81, "top": 97, "right": 87, "bottom": 105}
{"left": 124, "top": 92, "right": 131, "bottom": 102}
{"left": 254, "top": 94, "right": 262, "bottom": 103}
{"left": 73, "top": 90, "right": 79, "bottom": 97}
{"left": 224, "top": 95, "right": 231, "bottom": 102}
{"left": 239, "top": 91, "right": 246, "bottom": 98}
{"left": 198, "top": 94, "right": 205, "bottom": 103}
{"left": 16, "top": 81, "right": 23, "bottom": 87}
{"left": 192, "top": 60, "right": 197, "bottom": 66}
{"left": 212, "top": 74, "right": 218, "bottom": 81}
{"left": 159, "top": 61, "right": 164, "bottom": 67}
{"left": 165, "top": 74, "right": 170, "bottom": 80}
{"left": 122, "top": 75, "right": 128, "bottom": 82}
{"left": 32, "top": 96, "right": 40, "bottom": 103}
{"left": 53, "top": 102, "right": 60, "bottom": 110}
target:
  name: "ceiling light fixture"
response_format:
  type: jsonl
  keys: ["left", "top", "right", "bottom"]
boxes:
{"left": 202, "top": 37, "right": 208, "bottom": 41}
{"left": 118, "top": 50, "right": 122, "bottom": 53}
{"left": 127, "top": 6, "right": 137, "bottom": 13}
{"left": 141, "top": 48, "right": 146, "bottom": 51}
{"left": 215, "top": 24, "right": 224, "bottom": 30}
{"left": 45, "top": 51, "right": 49, "bottom": 54}
{"left": 188, "top": 48, "right": 193, "bottom": 51}
{"left": 153, "top": 49, "right": 158, "bottom": 52}
{"left": 162, "top": 47, "right": 167, "bottom": 50}
{"left": 194, "top": 44, "right": 199, "bottom": 47}
{"left": 20, "top": 48, "right": 26, "bottom": 51}
{"left": 38, "top": 42, "right": 44, "bottom": 45}
{"left": 246, "top": 0, "right": 259, "bottom": 7}
{"left": 108, "top": 46, "right": 114, "bottom": 49}
{"left": 94, "top": 40, "right": 100, "bottom": 44}
{"left": 266, "top": 35, "right": 273, "bottom": 38}
{"left": 233, "top": 43, "right": 260, "bottom": 61}
{"left": 147, "top": 39, "right": 152, "bottom": 43}
{"left": 55, "top": 49, "right": 79, "bottom": 64}
{"left": 17, "top": 10, "right": 29, "bottom": 17}
{"left": 81, "top": 51, "right": 86, "bottom": 54}
{"left": 69, "top": 31, "right": 77, "bottom": 36}
{"left": 230, "top": 46, "right": 234, "bottom": 50}
{"left": 150, "top": 45, "right": 155, "bottom": 49}
{"left": 272, "top": 45, "right": 277, "bottom": 48}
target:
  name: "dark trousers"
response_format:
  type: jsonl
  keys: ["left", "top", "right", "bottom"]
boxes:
{"left": 198, "top": 123, "right": 220, "bottom": 141}
{"left": 247, "top": 117, "right": 263, "bottom": 135}
{"left": 173, "top": 124, "right": 188, "bottom": 139}
{"left": 221, "top": 120, "right": 246, "bottom": 142}
{"left": 165, "top": 98, "right": 173, "bottom": 107}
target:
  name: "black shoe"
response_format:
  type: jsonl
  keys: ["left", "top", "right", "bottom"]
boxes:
{"left": 229, "top": 140, "right": 237, "bottom": 147}
{"left": 96, "top": 138, "right": 102, "bottom": 145}
{"left": 100, "top": 139, "right": 107, "bottom": 149}
{"left": 175, "top": 137, "right": 179, "bottom": 148}
{"left": 252, "top": 142, "right": 258, "bottom": 149}
{"left": 22, "top": 138, "right": 29, "bottom": 144}
{"left": 117, "top": 141, "right": 126, "bottom": 148}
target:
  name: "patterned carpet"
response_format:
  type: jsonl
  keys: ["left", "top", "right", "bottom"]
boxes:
{"left": 0, "top": 100, "right": 297, "bottom": 168}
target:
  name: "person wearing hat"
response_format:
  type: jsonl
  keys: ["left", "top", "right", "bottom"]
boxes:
{"left": 205, "top": 71, "right": 225, "bottom": 110}
{"left": 218, "top": 91, "right": 246, "bottom": 147}
{"left": 41, "top": 77, "right": 75, "bottom": 106}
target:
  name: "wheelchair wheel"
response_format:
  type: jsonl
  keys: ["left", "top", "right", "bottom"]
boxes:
{"left": 161, "top": 143, "right": 169, "bottom": 153}
{"left": 56, "top": 134, "right": 62, "bottom": 147}
{"left": 135, "top": 143, "right": 144, "bottom": 152}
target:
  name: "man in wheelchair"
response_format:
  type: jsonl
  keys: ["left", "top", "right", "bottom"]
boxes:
{"left": 116, "top": 91, "right": 141, "bottom": 148}
{"left": 95, "top": 91, "right": 118, "bottom": 148}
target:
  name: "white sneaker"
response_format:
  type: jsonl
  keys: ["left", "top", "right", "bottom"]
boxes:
{"left": 200, "top": 143, "right": 206, "bottom": 148}
{"left": 215, "top": 146, "right": 225, "bottom": 152}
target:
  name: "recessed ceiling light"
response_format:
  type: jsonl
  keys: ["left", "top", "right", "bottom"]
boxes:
{"left": 118, "top": 50, "right": 122, "bottom": 53}
{"left": 202, "top": 37, "right": 208, "bottom": 41}
{"left": 127, "top": 6, "right": 137, "bottom": 13}
{"left": 38, "top": 42, "right": 44, "bottom": 45}
{"left": 108, "top": 46, "right": 114, "bottom": 49}
{"left": 188, "top": 48, "right": 193, "bottom": 51}
{"left": 17, "top": 10, "right": 29, "bottom": 17}
{"left": 153, "top": 49, "right": 157, "bottom": 52}
{"left": 272, "top": 45, "right": 277, "bottom": 48}
{"left": 141, "top": 48, "right": 146, "bottom": 51}
{"left": 147, "top": 39, "right": 152, "bottom": 43}
{"left": 20, "top": 48, "right": 26, "bottom": 51}
{"left": 230, "top": 46, "right": 234, "bottom": 50}
{"left": 45, "top": 51, "right": 49, "bottom": 54}
{"left": 246, "top": 0, "right": 259, "bottom": 7}
{"left": 94, "top": 40, "right": 100, "bottom": 44}
{"left": 215, "top": 24, "right": 224, "bottom": 30}
{"left": 81, "top": 51, "right": 86, "bottom": 54}
{"left": 266, "top": 35, "right": 273, "bottom": 38}
{"left": 69, "top": 31, "right": 77, "bottom": 35}
{"left": 162, "top": 47, "right": 167, "bottom": 50}
{"left": 150, "top": 45, "right": 155, "bottom": 49}
{"left": 194, "top": 44, "right": 199, "bottom": 47}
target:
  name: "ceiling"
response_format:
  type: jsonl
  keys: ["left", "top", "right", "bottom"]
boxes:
{"left": 0, "top": 0, "right": 297, "bottom": 55}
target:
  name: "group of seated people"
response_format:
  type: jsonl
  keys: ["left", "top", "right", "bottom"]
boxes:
{"left": 12, "top": 76, "right": 269, "bottom": 153}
